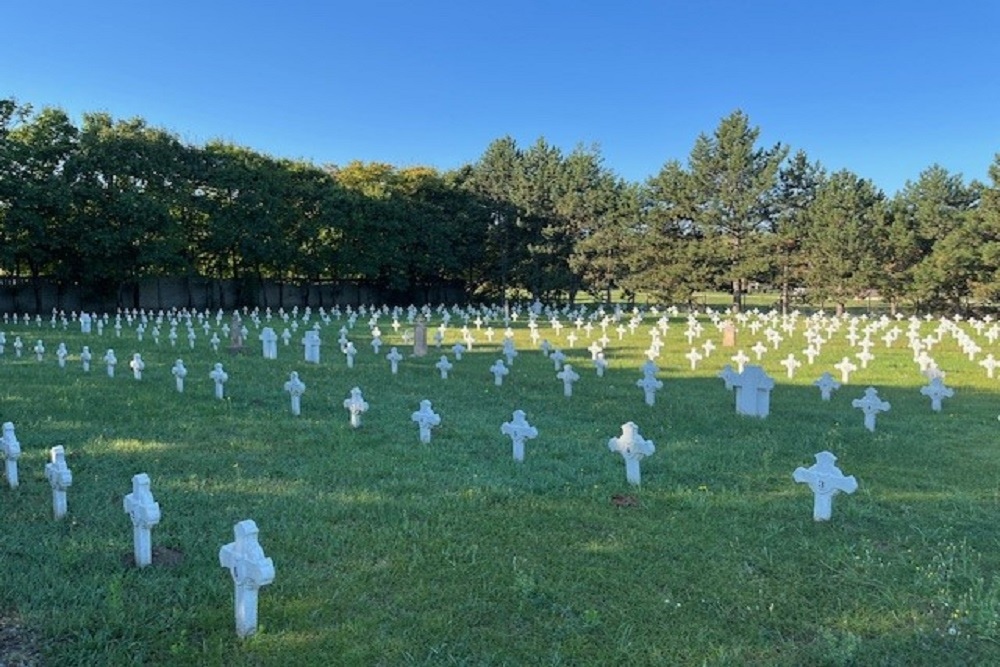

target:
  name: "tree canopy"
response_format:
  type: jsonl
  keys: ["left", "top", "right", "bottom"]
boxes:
{"left": 1, "top": 97, "right": 998, "bottom": 312}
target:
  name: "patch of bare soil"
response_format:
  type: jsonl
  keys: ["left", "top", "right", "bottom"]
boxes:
{"left": 0, "top": 613, "right": 43, "bottom": 667}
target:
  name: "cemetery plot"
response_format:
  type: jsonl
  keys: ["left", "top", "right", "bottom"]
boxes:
{"left": 1, "top": 305, "right": 1000, "bottom": 664}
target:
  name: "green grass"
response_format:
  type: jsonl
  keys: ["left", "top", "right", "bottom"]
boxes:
{"left": 2, "top": 308, "right": 1000, "bottom": 665}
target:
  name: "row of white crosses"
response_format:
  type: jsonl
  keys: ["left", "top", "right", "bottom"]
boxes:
{"left": 3, "top": 423, "right": 273, "bottom": 638}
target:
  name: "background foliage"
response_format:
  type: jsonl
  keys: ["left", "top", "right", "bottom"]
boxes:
{"left": 2, "top": 99, "right": 999, "bottom": 313}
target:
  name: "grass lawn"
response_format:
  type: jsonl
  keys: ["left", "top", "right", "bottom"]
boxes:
{"left": 2, "top": 306, "right": 999, "bottom": 665}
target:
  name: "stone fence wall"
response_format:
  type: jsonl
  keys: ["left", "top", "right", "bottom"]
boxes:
{"left": 0, "top": 277, "right": 467, "bottom": 314}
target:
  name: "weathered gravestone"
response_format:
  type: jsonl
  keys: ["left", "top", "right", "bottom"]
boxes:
{"left": 793, "top": 451, "right": 857, "bottom": 521}
{"left": 2, "top": 422, "right": 21, "bottom": 488}
{"left": 730, "top": 365, "right": 775, "bottom": 418}
{"left": 123, "top": 473, "right": 161, "bottom": 568}
{"left": 852, "top": 387, "right": 890, "bottom": 432}
{"left": 45, "top": 445, "right": 73, "bottom": 519}
{"left": 219, "top": 519, "right": 275, "bottom": 638}
{"left": 284, "top": 372, "right": 306, "bottom": 416}
{"left": 411, "top": 399, "right": 441, "bottom": 444}
{"left": 501, "top": 410, "right": 538, "bottom": 462}
{"left": 608, "top": 422, "right": 655, "bottom": 486}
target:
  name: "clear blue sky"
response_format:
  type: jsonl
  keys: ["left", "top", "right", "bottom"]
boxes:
{"left": 3, "top": 1, "right": 998, "bottom": 195}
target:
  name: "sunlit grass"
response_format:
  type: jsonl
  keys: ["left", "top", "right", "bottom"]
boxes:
{"left": 1, "top": 307, "right": 1000, "bottom": 664}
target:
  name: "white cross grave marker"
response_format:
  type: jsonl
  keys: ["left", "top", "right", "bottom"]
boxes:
{"left": 386, "top": 347, "right": 403, "bottom": 374}
{"left": 490, "top": 359, "right": 509, "bottom": 386}
{"left": 284, "top": 372, "right": 306, "bottom": 416}
{"left": 813, "top": 372, "right": 841, "bottom": 401}
{"left": 2, "top": 421, "right": 21, "bottom": 488}
{"left": 636, "top": 373, "right": 663, "bottom": 407}
{"left": 920, "top": 376, "right": 954, "bottom": 412}
{"left": 171, "top": 359, "right": 188, "bottom": 393}
{"left": 210, "top": 363, "right": 229, "bottom": 400}
{"left": 501, "top": 410, "right": 538, "bottom": 462}
{"left": 343, "top": 387, "right": 369, "bottom": 428}
{"left": 834, "top": 357, "right": 858, "bottom": 383}
{"left": 852, "top": 387, "right": 890, "bottom": 432}
{"left": 123, "top": 473, "right": 161, "bottom": 567}
{"left": 219, "top": 519, "right": 275, "bottom": 638}
{"left": 411, "top": 400, "right": 441, "bottom": 444}
{"left": 793, "top": 451, "right": 858, "bottom": 521}
{"left": 608, "top": 422, "right": 655, "bottom": 486}
{"left": 45, "top": 445, "right": 73, "bottom": 519}
{"left": 435, "top": 355, "right": 453, "bottom": 379}
{"left": 130, "top": 353, "right": 145, "bottom": 380}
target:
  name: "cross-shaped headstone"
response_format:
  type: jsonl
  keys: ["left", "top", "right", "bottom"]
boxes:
{"left": 435, "top": 355, "right": 453, "bottom": 379}
{"left": 219, "top": 519, "right": 275, "bottom": 638}
{"left": 501, "top": 410, "right": 538, "bottom": 462}
{"left": 685, "top": 348, "right": 703, "bottom": 370}
{"left": 557, "top": 364, "right": 580, "bottom": 397}
{"left": 852, "top": 387, "right": 890, "bottom": 432}
{"left": 731, "top": 350, "right": 750, "bottom": 373}
{"left": 980, "top": 354, "right": 1000, "bottom": 379}
{"left": 172, "top": 359, "right": 187, "bottom": 393}
{"left": 608, "top": 421, "right": 655, "bottom": 486}
{"left": 636, "top": 373, "right": 663, "bottom": 407}
{"left": 411, "top": 399, "right": 441, "bottom": 444}
{"left": 780, "top": 354, "right": 801, "bottom": 379}
{"left": 45, "top": 445, "right": 73, "bottom": 519}
{"left": 793, "top": 451, "right": 858, "bottom": 521}
{"left": 210, "top": 363, "right": 229, "bottom": 400}
{"left": 813, "top": 372, "right": 841, "bottom": 400}
{"left": 284, "top": 372, "right": 306, "bottom": 416}
{"left": 490, "top": 359, "right": 509, "bottom": 386}
{"left": 386, "top": 347, "right": 403, "bottom": 374}
{"left": 2, "top": 421, "right": 21, "bottom": 488}
{"left": 124, "top": 473, "right": 161, "bottom": 567}
{"left": 834, "top": 357, "right": 858, "bottom": 383}
{"left": 920, "top": 376, "right": 954, "bottom": 412}
{"left": 751, "top": 341, "right": 768, "bottom": 360}
{"left": 343, "top": 387, "right": 369, "bottom": 428}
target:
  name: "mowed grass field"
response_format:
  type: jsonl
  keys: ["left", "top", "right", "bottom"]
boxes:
{"left": 1, "top": 306, "right": 999, "bottom": 666}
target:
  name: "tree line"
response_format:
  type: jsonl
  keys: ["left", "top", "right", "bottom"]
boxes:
{"left": 2, "top": 98, "right": 999, "bottom": 313}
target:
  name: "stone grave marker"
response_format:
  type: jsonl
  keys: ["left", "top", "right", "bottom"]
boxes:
{"left": 730, "top": 365, "right": 775, "bottom": 418}
{"left": 56, "top": 342, "right": 68, "bottom": 368}
{"left": 435, "top": 355, "right": 453, "bottom": 379}
{"left": 45, "top": 445, "right": 73, "bottom": 519}
{"left": 834, "top": 357, "right": 858, "bottom": 383}
{"left": 302, "top": 330, "right": 321, "bottom": 364}
{"left": 80, "top": 346, "right": 92, "bottom": 372}
{"left": 920, "top": 376, "right": 954, "bottom": 412}
{"left": 793, "top": 451, "right": 857, "bottom": 521}
{"left": 104, "top": 349, "right": 117, "bottom": 377}
{"left": 608, "top": 422, "right": 655, "bottom": 486}
{"left": 2, "top": 421, "right": 21, "bottom": 488}
{"left": 636, "top": 373, "right": 663, "bottom": 407}
{"left": 557, "top": 364, "right": 580, "bottom": 397}
{"left": 501, "top": 410, "right": 538, "bottom": 462}
{"left": 343, "top": 387, "right": 369, "bottom": 428}
{"left": 413, "top": 317, "right": 428, "bottom": 357}
{"left": 490, "top": 359, "right": 509, "bottom": 386}
{"left": 386, "top": 347, "right": 403, "bottom": 374}
{"left": 210, "top": 363, "right": 229, "bottom": 400}
{"left": 411, "top": 399, "right": 441, "bottom": 443}
{"left": 852, "top": 387, "right": 890, "bottom": 432}
{"left": 219, "top": 519, "right": 275, "bottom": 638}
{"left": 813, "top": 372, "right": 841, "bottom": 401}
{"left": 259, "top": 327, "right": 278, "bottom": 360}
{"left": 172, "top": 359, "right": 188, "bottom": 393}
{"left": 123, "top": 473, "right": 161, "bottom": 567}
{"left": 284, "top": 372, "right": 306, "bottom": 416}
{"left": 594, "top": 352, "right": 608, "bottom": 377}
{"left": 130, "top": 353, "right": 145, "bottom": 380}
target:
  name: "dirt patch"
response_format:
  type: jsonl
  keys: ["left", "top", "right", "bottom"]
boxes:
{"left": 0, "top": 612, "right": 43, "bottom": 667}
{"left": 611, "top": 494, "right": 640, "bottom": 508}
{"left": 120, "top": 545, "right": 185, "bottom": 569}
